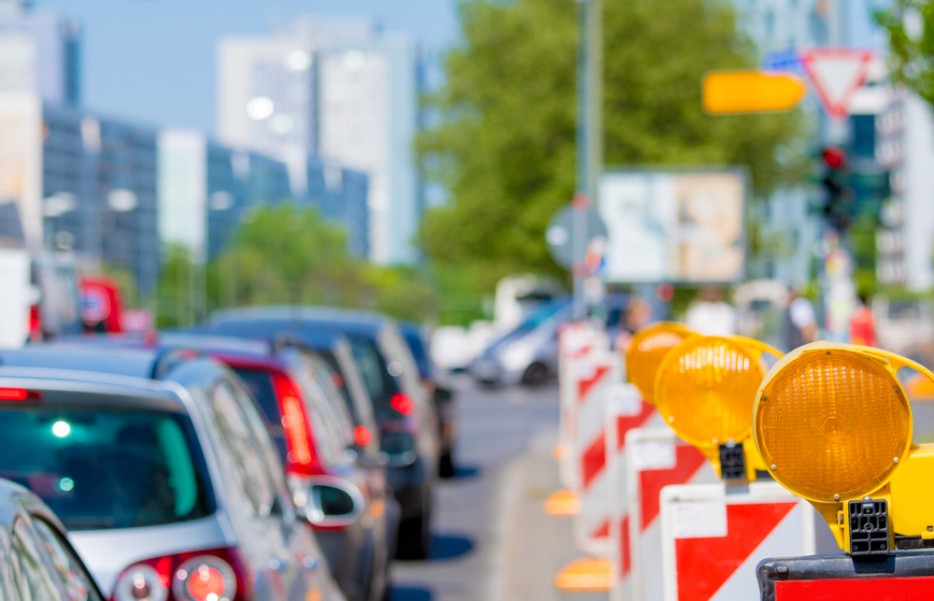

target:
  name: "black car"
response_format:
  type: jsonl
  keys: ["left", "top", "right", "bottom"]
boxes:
{"left": 208, "top": 306, "right": 441, "bottom": 560}
{"left": 399, "top": 322, "right": 457, "bottom": 478}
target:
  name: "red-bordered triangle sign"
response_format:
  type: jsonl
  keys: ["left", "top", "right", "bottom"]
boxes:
{"left": 801, "top": 49, "right": 874, "bottom": 119}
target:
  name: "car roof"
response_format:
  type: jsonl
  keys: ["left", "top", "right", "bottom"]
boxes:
{"left": 210, "top": 306, "right": 392, "bottom": 336}
{"left": 0, "top": 345, "right": 165, "bottom": 380}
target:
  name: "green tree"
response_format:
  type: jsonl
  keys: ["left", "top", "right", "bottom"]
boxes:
{"left": 419, "top": 0, "right": 807, "bottom": 300}
{"left": 876, "top": 1, "right": 934, "bottom": 108}
{"left": 155, "top": 244, "right": 202, "bottom": 328}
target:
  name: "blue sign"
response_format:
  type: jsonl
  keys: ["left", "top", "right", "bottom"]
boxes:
{"left": 762, "top": 49, "right": 803, "bottom": 74}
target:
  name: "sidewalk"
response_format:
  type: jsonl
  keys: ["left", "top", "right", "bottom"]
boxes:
{"left": 495, "top": 429, "right": 608, "bottom": 601}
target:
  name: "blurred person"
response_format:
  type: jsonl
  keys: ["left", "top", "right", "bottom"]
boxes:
{"left": 614, "top": 295, "right": 653, "bottom": 353}
{"left": 783, "top": 287, "right": 818, "bottom": 351}
{"left": 685, "top": 286, "right": 736, "bottom": 336}
{"left": 850, "top": 293, "right": 878, "bottom": 347}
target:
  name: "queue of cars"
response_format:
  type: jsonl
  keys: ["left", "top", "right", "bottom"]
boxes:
{"left": 0, "top": 306, "right": 456, "bottom": 601}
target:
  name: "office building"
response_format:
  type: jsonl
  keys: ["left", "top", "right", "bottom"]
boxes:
{"left": 217, "top": 18, "right": 424, "bottom": 265}
{"left": 304, "top": 159, "right": 369, "bottom": 258}
{"left": 0, "top": 92, "right": 160, "bottom": 294}
{"left": 0, "top": 0, "right": 80, "bottom": 106}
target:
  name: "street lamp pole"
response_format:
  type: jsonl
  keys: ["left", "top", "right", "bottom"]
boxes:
{"left": 573, "top": 0, "right": 603, "bottom": 318}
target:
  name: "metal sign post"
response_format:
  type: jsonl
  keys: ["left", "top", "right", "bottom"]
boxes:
{"left": 573, "top": 0, "right": 603, "bottom": 319}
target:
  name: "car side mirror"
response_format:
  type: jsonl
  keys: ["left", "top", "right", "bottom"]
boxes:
{"left": 294, "top": 477, "right": 365, "bottom": 528}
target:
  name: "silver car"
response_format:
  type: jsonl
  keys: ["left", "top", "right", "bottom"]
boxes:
{"left": 0, "top": 346, "right": 346, "bottom": 601}
{"left": 0, "top": 477, "right": 105, "bottom": 600}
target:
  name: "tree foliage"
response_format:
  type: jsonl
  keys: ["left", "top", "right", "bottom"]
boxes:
{"left": 155, "top": 206, "right": 438, "bottom": 327}
{"left": 877, "top": 1, "right": 934, "bottom": 108}
{"left": 419, "top": 0, "right": 807, "bottom": 293}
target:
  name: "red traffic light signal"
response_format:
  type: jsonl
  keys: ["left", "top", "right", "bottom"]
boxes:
{"left": 821, "top": 147, "right": 847, "bottom": 170}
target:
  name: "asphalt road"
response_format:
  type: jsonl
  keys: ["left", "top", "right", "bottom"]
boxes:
{"left": 388, "top": 376, "right": 578, "bottom": 601}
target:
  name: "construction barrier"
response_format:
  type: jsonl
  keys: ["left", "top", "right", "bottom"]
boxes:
{"left": 557, "top": 322, "right": 607, "bottom": 490}
{"left": 617, "top": 428, "right": 716, "bottom": 601}
{"left": 602, "top": 390, "right": 662, "bottom": 598}
{"left": 659, "top": 482, "right": 815, "bottom": 601}
{"left": 571, "top": 349, "right": 620, "bottom": 556}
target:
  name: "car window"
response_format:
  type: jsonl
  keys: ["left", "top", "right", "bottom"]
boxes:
{"left": 11, "top": 517, "right": 60, "bottom": 601}
{"left": 230, "top": 367, "right": 287, "bottom": 460}
{"left": 290, "top": 357, "right": 351, "bottom": 467}
{"left": 209, "top": 380, "right": 278, "bottom": 517}
{"left": 31, "top": 518, "right": 103, "bottom": 601}
{"left": 308, "top": 355, "right": 355, "bottom": 433}
{"left": 0, "top": 407, "right": 213, "bottom": 531}
{"left": 383, "top": 327, "right": 429, "bottom": 405}
{"left": 347, "top": 335, "right": 392, "bottom": 404}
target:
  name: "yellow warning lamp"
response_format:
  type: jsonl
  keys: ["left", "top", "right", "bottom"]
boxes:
{"left": 654, "top": 335, "right": 781, "bottom": 481}
{"left": 624, "top": 322, "right": 694, "bottom": 405}
{"left": 753, "top": 342, "right": 934, "bottom": 556}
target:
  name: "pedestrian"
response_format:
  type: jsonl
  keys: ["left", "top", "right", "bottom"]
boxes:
{"left": 614, "top": 295, "right": 652, "bottom": 353}
{"left": 782, "top": 287, "right": 818, "bottom": 352}
{"left": 685, "top": 286, "right": 737, "bottom": 336}
{"left": 849, "top": 293, "right": 878, "bottom": 347}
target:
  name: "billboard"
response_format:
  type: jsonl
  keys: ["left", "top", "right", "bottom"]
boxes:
{"left": 598, "top": 169, "right": 747, "bottom": 283}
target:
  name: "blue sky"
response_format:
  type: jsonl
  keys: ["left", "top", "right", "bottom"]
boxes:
{"left": 38, "top": 0, "right": 460, "bottom": 133}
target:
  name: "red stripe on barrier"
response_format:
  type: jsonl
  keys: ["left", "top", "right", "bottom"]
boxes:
{"left": 675, "top": 502, "right": 797, "bottom": 601}
{"left": 581, "top": 431, "right": 606, "bottom": 489}
{"left": 591, "top": 518, "right": 610, "bottom": 539}
{"left": 614, "top": 402, "right": 656, "bottom": 451}
{"left": 775, "top": 576, "right": 934, "bottom": 600}
{"left": 577, "top": 365, "right": 609, "bottom": 403}
{"left": 639, "top": 445, "right": 707, "bottom": 530}
{"left": 619, "top": 514, "right": 632, "bottom": 576}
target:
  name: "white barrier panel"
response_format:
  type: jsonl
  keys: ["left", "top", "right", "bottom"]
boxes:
{"left": 660, "top": 482, "right": 815, "bottom": 601}
{"left": 557, "top": 323, "right": 605, "bottom": 489}
{"left": 572, "top": 350, "right": 620, "bottom": 556}
{"left": 605, "top": 390, "right": 660, "bottom": 598}
{"left": 616, "top": 428, "right": 715, "bottom": 601}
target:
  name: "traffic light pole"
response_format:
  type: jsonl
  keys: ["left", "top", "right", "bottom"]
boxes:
{"left": 573, "top": 0, "right": 602, "bottom": 319}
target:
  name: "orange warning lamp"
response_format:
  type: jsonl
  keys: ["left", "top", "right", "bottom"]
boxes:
{"left": 654, "top": 335, "right": 781, "bottom": 481}
{"left": 754, "top": 342, "right": 934, "bottom": 555}
{"left": 624, "top": 322, "right": 694, "bottom": 405}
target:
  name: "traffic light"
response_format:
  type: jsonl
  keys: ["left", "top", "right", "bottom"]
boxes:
{"left": 820, "top": 146, "right": 853, "bottom": 233}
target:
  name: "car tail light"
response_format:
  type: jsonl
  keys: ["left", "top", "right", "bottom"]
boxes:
{"left": 28, "top": 304, "right": 41, "bottom": 342}
{"left": 272, "top": 372, "right": 317, "bottom": 475}
{"left": 0, "top": 388, "right": 39, "bottom": 402}
{"left": 390, "top": 393, "right": 414, "bottom": 416}
{"left": 111, "top": 547, "right": 251, "bottom": 601}
{"left": 354, "top": 425, "right": 372, "bottom": 447}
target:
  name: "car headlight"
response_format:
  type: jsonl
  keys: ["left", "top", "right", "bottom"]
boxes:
{"left": 499, "top": 342, "right": 531, "bottom": 370}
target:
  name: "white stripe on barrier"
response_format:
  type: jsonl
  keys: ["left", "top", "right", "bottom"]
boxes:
{"left": 660, "top": 482, "right": 815, "bottom": 601}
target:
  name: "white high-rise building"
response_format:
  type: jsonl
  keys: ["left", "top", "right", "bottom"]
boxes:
{"left": 217, "top": 19, "right": 423, "bottom": 265}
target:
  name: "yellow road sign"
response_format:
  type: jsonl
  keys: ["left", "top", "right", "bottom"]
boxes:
{"left": 702, "top": 70, "right": 807, "bottom": 114}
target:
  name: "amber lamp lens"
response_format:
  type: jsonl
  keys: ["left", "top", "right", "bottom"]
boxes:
{"left": 754, "top": 349, "right": 912, "bottom": 503}
{"left": 655, "top": 337, "right": 765, "bottom": 448}
{"left": 625, "top": 323, "right": 693, "bottom": 405}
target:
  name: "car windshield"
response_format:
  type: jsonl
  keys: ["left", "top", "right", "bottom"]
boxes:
{"left": 346, "top": 334, "right": 399, "bottom": 417}
{"left": 0, "top": 407, "right": 214, "bottom": 531}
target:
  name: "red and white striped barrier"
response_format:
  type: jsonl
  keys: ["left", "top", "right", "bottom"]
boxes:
{"left": 605, "top": 392, "right": 661, "bottom": 597}
{"left": 557, "top": 322, "right": 607, "bottom": 490}
{"left": 614, "top": 428, "right": 715, "bottom": 601}
{"left": 660, "top": 482, "right": 815, "bottom": 601}
{"left": 571, "top": 349, "right": 621, "bottom": 556}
